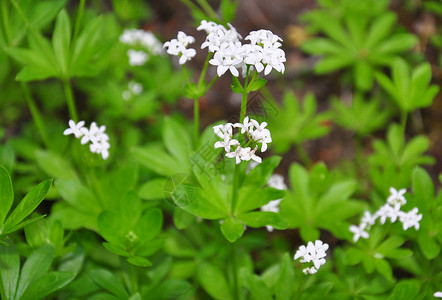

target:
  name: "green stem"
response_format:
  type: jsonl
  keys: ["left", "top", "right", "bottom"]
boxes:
{"left": 129, "top": 263, "right": 138, "bottom": 294}
{"left": 0, "top": 271, "right": 7, "bottom": 300}
{"left": 239, "top": 67, "right": 251, "bottom": 123}
{"left": 231, "top": 163, "right": 240, "bottom": 215}
{"left": 194, "top": 98, "right": 199, "bottom": 147}
{"left": 295, "top": 143, "right": 311, "bottom": 167}
{"left": 89, "top": 166, "right": 106, "bottom": 209}
{"left": 63, "top": 79, "right": 79, "bottom": 122}
{"left": 197, "top": 52, "right": 213, "bottom": 88}
{"left": 230, "top": 243, "right": 240, "bottom": 300}
{"left": 73, "top": 0, "right": 86, "bottom": 42}
{"left": 400, "top": 111, "right": 407, "bottom": 133}
{"left": 195, "top": 0, "right": 218, "bottom": 20}
{"left": 1, "top": 1, "right": 11, "bottom": 45}
{"left": 21, "top": 83, "right": 50, "bottom": 148}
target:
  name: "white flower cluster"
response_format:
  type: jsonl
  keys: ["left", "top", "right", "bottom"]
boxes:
{"left": 213, "top": 116, "right": 271, "bottom": 165}
{"left": 163, "top": 31, "right": 197, "bottom": 65}
{"left": 349, "top": 187, "right": 423, "bottom": 242}
{"left": 260, "top": 174, "right": 287, "bottom": 232}
{"left": 435, "top": 291, "right": 442, "bottom": 298}
{"left": 63, "top": 120, "right": 110, "bottom": 160}
{"left": 294, "top": 240, "right": 329, "bottom": 274}
{"left": 163, "top": 20, "right": 286, "bottom": 76}
{"left": 120, "top": 29, "right": 164, "bottom": 66}
{"left": 122, "top": 81, "right": 143, "bottom": 101}
{"left": 198, "top": 21, "right": 286, "bottom": 77}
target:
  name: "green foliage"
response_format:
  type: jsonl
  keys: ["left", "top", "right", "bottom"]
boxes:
{"left": 0, "top": 166, "right": 51, "bottom": 238}
{"left": 6, "top": 9, "right": 112, "bottom": 81}
{"left": 375, "top": 58, "right": 440, "bottom": 113}
{"left": 368, "top": 124, "right": 435, "bottom": 194}
{"left": 0, "top": 241, "right": 75, "bottom": 300}
{"left": 301, "top": 5, "right": 417, "bottom": 90}
{"left": 280, "top": 163, "right": 365, "bottom": 242}
{"left": 331, "top": 93, "right": 391, "bottom": 137}
{"left": 266, "top": 92, "right": 331, "bottom": 153}
{"left": 98, "top": 191, "right": 164, "bottom": 267}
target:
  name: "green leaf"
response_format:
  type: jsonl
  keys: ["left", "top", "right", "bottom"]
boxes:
{"left": 132, "top": 146, "right": 182, "bottom": 177}
{"left": 314, "top": 55, "right": 354, "bottom": 73}
{"left": 354, "top": 60, "right": 373, "bottom": 91}
{"left": 173, "top": 207, "right": 195, "bottom": 230}
{"left": 4, "top": 179, "right": 52, "bottom": 231}
{"left": 89, "top": 269, "right": 129, "bottom": 299}
{"left": 275, "top": 253, "right": 294, "bottom": 300}
{"left": 388, "top": 280, "right": 420, "bottom": 300}
{"left": 365, "top": 13, "right": 396, "bottom": 49}
{"left": 418, "top": 233, "right": 440, "bottom": 260}
{"left": 97, "top": 211, "right": 125, "bottom": 247}
{"left": 20, "top": 271, "right": 75, "bottom": 300}
{"left": 247, "top": 78, "right": 267, "bottom": 92}
{"left": 16, "top": 244, "right": 54, "bottom": 300}
{"left": 239, "top": 211, "right": 287, "bottom": 230}
{"left": 139, "top": 178, "right": 166, "bottom": 200}
{"left": 127, "top": 256, "right": 151, "bottom": 267}
{"left": 375, "top": 258, "right": 392, "bottom": 279}
{"left": 220, "top": 217, "right": 245, "bottom": 243}
{"left": 197, "top": 262, "right": 232, "bottom": 300}
{"left": 372, "top": 33, "right": 417, "bottom": 56}
{"left": 0, "top": 240, "right": 20, "bottom": 300}
{"left": 301, "top": 38, "right": 343, "bottom": 55}
{"left": 52, "top": 9, "right": 71, "bottom": 76}
{"left": 162, "top": 117, "right": 192, "bottom": 170}
{"left": 136, "top": 208, "right": 162, "bottom": 241}
{"left": 231, "top": 76, "right": 243, "bottom": 93}
{"left": 240, "top": 269, "right": 272, "bottom": 300}
{"left": 120, "top": 191, "right": 141, "bottom": 229}
{"left": 35, "top": 150, "right": 78, "bottom": 181}
{"left": 147, "top": 279, "right": 192, "bottom": 300}
{"left": 0, "top": 166, "right": 13, "bottom": 226}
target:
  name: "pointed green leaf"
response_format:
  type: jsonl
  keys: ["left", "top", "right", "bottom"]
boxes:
{"left": 16, "top": 244, "right": 54, "bottom": 300}
{"left": 127, "top": 256, "right": 151, "bottom": 267}
{"left": 197, "top": 262, "right": 232, "bottom": 300}
{"left": 52, "top": 10, "right": 71, "bottom": 76}
{"left": 20, "top": 271, "right": 75, "bottom": 300}
{"left": 89, "top": 269, "right": 129, "bottom": 299}
{"left": 239, "top": 211, "right": 287, "bottom": 230}
{"left": 0, "top": 166, "right": 13, "bottom": 226}
{"left": 0, "top": 240, "right": 20, "bottom": 300}
{"left": 275, "top": 253, "right": 295, "bottom": 300}
{"left": 4, "top": 179, "right": 52, "bottom": 231}
{"left": 163, "top": 117, "right": 192, "bottom": 170}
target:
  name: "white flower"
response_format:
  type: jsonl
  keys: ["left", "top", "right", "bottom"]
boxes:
{"left": 294, "top": 240, "right": 329, "bottom": 272}
{"left": 387, "top": 187, "right": 407, "bottom": 206}
{"left": 209, "top": 42, "right": 243, "bottom": 77}
{"left": 63, "top": 120, "right": 85, "bottom": 138}
{"left": 267, "top": 174, "right": 287, "bottom": 190}
{"left": 163, "top": 31, "right": 196, "bottom": 65}
{"left": 214, "top": 137, "right": 239, "bottom": 153}
{"left": 120, "top": 29, "right": 164, "bottom": 55}
{"left": 64, "top": 120, "right": 110, "bottom": 160}
{"left": 226, "top": 145, "right": 246, "bottom": 165}
{"left": 302, "top": 267, "right": 318, "bottom": 275}
{"left": 127, "top": 49, "right": 149, "bottom": 66}
{"left": 201, "top": 24, "right": 242, "bottom": 52}
{"left": 361, "top": 210, "right": 377, "bottom": 227}
{"left": 213, "top": 123, "right": 233, "bottom": 139}
{"left": 376, "top": 204, "right": 396, "bottom": 225}
{"left": 261, "top": 199, "right": 281, "bottom": 232}
{"left": 434, "top": 291, "right": 442, "bottom": 298}
{"left": 398, "top": 207, "right": 422, "bottom": 231}
{"left": 349, "top": 223, "right": 369, "bottom": 242}
{"left": 234, "top": 116, "right": 253, "bottom": 134}
{"left": 197, "top": 20, "right": 221, "bottom": 34}
{"left": 122, "top": 81, "right": 143, "bottom": 101}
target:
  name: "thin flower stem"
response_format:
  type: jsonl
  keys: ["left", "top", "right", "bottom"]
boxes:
{"left": 197, "top": 52, "right": 213, "bottom": 89}
{"left": 231, "top": 163, "right": 240, "bottom": 215}
{"left": 194, "top": 98, "right": 199, "bottom": 147}
{"left": 182, "top": 65, "right": 191, "bottom": 86}
{"left": 400, "top": 111, "right": 408, "bottom": 133}
{"left": 195, "top": 0, "right": 218, "bottom": 20}
{"left": 240, "top": 66, "right": 251, "bottom": 123}
{"left": 63, "top": 79, "right": 79, "bottom": 122}
{"left": 206, "top": 76, "right": 218, "bottom": 91}
{"left": 21, "top": 83, "right": 50, "bottom": 148}
{"left": 73, "top": 0, "right": 86, "bottom": 42}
